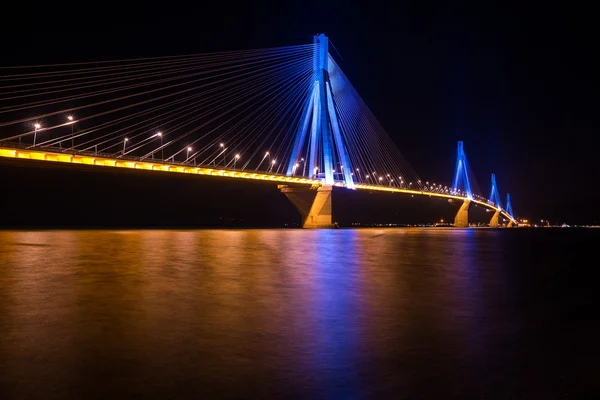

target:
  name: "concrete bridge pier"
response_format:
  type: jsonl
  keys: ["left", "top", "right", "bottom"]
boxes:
{"left": 507, "top": 220, "right": 516, "bottom": 228}
{"left": 279, "top": 184, "right": 334, "bottom": 228}
{"left": 454, "top": 199, "right": 471, "bottom": 228}
{"left": 489, "top": 209, "right": 501, "bottom": 227}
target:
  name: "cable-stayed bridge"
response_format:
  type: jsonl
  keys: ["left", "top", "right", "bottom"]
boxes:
{"left": 0, "top": 34, "right": 517, "bottom": 228}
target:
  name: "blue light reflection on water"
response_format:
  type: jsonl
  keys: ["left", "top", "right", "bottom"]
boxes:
{"left": 304, "top": 230, "right": 362, "bottom": 399}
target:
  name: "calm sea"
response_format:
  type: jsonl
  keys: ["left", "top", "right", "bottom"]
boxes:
{"left": 0, "top": 228, "right": 598, "bottom": 399}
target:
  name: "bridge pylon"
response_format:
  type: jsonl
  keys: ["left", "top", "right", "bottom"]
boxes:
{"left": 489, "top": 173, "right": 502, "bottom": 227}
{"left": 452, "top": 141, "right": 473, "bottom": 200}
{"left": 451, "top": 141, "right": 473, "bottom": 227}
{"left": 279, "top": 184, "right": 334, "bottom": 228}
{"left": 285, "top": 34, "right": 355, "bottom": 189}
{"left": 506, "top": 193, "right": 515, "bottom": 227}
{"left": 454, "top": 199, "right": 471, "bottom": 228}
{"left": 489, "top": 209, "right": 501, "bottom": 228}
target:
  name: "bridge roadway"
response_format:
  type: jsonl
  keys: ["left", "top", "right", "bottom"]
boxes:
{"left": 0, "top": 144, "right": 516, "bottom": 224}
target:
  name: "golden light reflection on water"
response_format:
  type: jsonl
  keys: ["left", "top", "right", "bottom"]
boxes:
{"left": 0, "top": 228, "right": 528, "bottom": 398}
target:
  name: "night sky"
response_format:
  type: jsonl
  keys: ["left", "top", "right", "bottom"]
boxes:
{"left": 1, "top": 1, "right": 597, "bottom": 224}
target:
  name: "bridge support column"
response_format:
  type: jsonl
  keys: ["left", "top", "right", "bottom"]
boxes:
{"left": 279, "top": 184, "right": 334, "bottom": 228}
{"left": 454, "top": 199, "right": 471, "bottom": 228}
{"left": 507, "top": 220, "right": 515, "bottom": 228}
{"left": 489, "top": 209, "right": 501, "bottom": 227}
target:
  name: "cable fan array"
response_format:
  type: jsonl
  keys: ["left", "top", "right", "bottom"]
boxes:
{"left": 0, "top": 42, "right": 487, "bottom": 201}
{"left": 325, "top": 55, "right": 421, "bottom": 189}
{"left": 0, "top": 45, "right": 316, "bottom": 173}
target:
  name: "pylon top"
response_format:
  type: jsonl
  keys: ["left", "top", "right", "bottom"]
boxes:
{"left": 452, "top": 140, "right": 473, "bottom": 200}
{"left": 314, "top": 34, "right": 329, "bottom": 73}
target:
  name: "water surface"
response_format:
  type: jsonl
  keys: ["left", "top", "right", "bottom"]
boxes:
{"left": 0, "top": 229, "right": 598, "bottom": 399}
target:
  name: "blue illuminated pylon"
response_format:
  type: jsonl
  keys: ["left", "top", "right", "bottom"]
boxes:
{"left": 506, "top": 193, "right": 514, "bottom": 219}
{"left": 489, "top": 173, "right": 502, "bottom": 209}
{"left": 451, "top": 141, "right": 473, "bottom": 200}
{"left": 286, "top": 34, "right": 355, "bottom": 189}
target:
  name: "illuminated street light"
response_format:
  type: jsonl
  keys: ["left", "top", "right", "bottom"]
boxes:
{"left": 299, "top": 157, "right": 306, "bottom": 176}
{"left": 354, "top": 168, "right": 361, "bottom": 182}
{"left": 233, "top": 153, "right": 240, "bottom": 169}
{"left": 156, "top": 132, "right": 163, "bottom": 160}
{"left": 66, "top": 115, "right": 75, "bottom": 149}
{"left": 33, "top": 123, "right": 41, "bottom": 146}
{"left": 211, "top": 144, "right": 228, "bottom": 166}
{"left": 256, "top": 151, "right": 269, "bottom": 171}
{"left": 268, "top": 159, "right": 276, "bottom": 173}
{"left": 122, "top": 138, "right": 128, "bottom": 156}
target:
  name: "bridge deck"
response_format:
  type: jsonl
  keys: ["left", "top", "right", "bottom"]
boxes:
{"left": 0, "top": 145, "right": 515, "bottom": 223}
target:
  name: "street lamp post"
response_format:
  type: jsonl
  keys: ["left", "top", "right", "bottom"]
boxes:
{"left": 153, "top": 132, "right": 162, "bottom": 160}
{"left": 159, "top": 133, "right": 164, "bottom": 160}
{"left": 256, "top": 151, "right": 269, "bottom": 171}
{"left": 186, "top": 147, "right": 192, "bottom": 163}
{"left": 123, "top": 138, "right": 128, "bottom": 156}
{"left": 67, "top": 115, "right": 74, "bottom": 150}
{"left": 268, "top": 159, "right": 276, "bottom": 173}
{"left": 33, "top": 123, "right": 41, "bottom": 146}
{"left": 233, "top": 154, "right": 240, "bottom": 169}
{"left": 211, "top": 143, "right": 227, "bottom": 166}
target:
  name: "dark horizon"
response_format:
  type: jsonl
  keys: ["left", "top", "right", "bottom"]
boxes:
{"left": 1, "top": 1, "right": 597, "bottom": 224}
